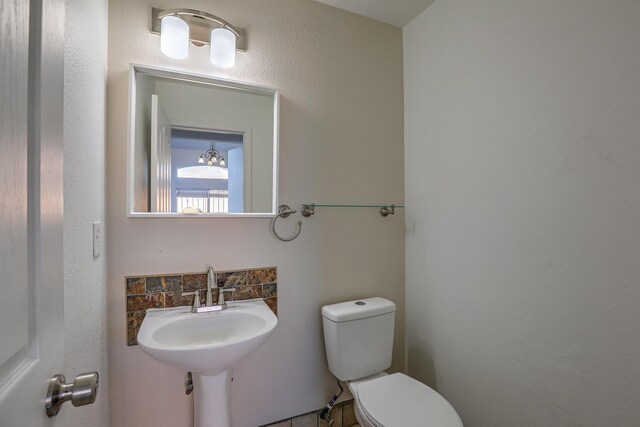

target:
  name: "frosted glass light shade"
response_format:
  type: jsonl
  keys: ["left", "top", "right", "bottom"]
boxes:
{"left": 160, "top": 16, "right": 189, "bottom": 59}
{"left": 210, "top": 28, "right": 236, "bottom": 68}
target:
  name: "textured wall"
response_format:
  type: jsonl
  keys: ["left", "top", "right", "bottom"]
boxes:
{"left": 61, "top": 0, "right": 110, "bottom": 425}
{"left": 404, "top": 1, "right": 640, "bottom": 426}
{"left": 107, "top": 1, "right": 404, "bottom": 426}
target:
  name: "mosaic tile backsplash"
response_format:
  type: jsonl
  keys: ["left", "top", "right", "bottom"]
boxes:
{"left": 126, "top": 267, "right": 277, "bottom": 346}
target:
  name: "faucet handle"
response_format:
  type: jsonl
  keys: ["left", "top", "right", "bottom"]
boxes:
{"left": 181, "top": 290, "right": 201, "bottom": 311}
{"left": 217, "top": 288, "right": 236, "bottom": 305}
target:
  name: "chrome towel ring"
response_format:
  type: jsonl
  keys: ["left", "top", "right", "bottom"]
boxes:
{"left": 271, "top": 204, "right": 302, "bottom": 242}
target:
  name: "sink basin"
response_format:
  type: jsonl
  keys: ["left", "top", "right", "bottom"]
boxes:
{"left": 138, "top": 299, "right": 278, "bottom": 376}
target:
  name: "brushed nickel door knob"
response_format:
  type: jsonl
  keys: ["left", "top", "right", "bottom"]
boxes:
{"left": 45, "top": 372, "right": 99, "bottom": 417}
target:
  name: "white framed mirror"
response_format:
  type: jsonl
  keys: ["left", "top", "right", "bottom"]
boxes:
{"left": 127, "top": 65, "right": 279, "bottom": 217}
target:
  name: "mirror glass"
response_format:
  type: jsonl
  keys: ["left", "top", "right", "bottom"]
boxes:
{"left": 128, "top": 65, "right": 278, "bottom": 216}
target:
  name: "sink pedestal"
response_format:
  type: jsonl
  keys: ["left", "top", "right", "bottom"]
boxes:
{"left": 137, "top": 301, "right": 278, "bottom": 427}
{"left": 193, "top": 370, "right": 232, "bottom": 427}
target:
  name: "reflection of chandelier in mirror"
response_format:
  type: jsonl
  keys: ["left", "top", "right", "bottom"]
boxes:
{"left": 198, "top": 142, "right": 226, "bottom": 167}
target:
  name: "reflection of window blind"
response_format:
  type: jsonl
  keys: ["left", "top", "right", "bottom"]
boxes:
{"left": 176, "top": 189, "right": 228, "bottom": 213}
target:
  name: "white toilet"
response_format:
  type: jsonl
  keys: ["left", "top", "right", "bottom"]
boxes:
{"left": 322, "top": 297, "right": 463, "bottom": 427}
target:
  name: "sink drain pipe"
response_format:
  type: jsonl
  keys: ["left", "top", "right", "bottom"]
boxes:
{"left": 319, "top": 379, "right": 344, "bottom": 426}
{"left": 185, "top": 372, "right": 193, "bottom": 395}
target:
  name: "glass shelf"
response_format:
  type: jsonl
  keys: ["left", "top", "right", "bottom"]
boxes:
{"left": 301, "top": 203, "right": 404, "bottom": 217}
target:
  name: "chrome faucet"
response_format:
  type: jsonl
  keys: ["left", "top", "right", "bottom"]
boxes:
{"left": 206, "top": 266, "right": 215, "bottom": 307}
{"left": 182, "top": 266, "right": 235, "bottom": 313}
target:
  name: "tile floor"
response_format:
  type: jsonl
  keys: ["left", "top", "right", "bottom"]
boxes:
{"left": 262, "top": 400, "right": 360, "bottom": 427}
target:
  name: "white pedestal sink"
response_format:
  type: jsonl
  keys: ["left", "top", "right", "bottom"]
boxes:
{"left": 137, "top": 299, "right": 278, "bottom": 427}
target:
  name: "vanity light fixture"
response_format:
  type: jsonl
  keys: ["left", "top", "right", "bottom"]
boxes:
{"left": 151, "top": 8, "right": 247, "bottom": 68}
{"left": 198, "top": 143, "right": 226, "bottom": 167}
{"left": 160, "top": 15, "right": 189, "bottom": 59}
{"left": 210, "top": 28, "right": 236, "bottom": 68}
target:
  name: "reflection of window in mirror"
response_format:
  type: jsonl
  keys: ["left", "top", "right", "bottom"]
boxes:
{"left": 171, "top": 128, "right": 244, "bottom": 214}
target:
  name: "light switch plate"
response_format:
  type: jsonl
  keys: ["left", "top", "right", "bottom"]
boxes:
{"left": 92, "top": 222, "right": 102, "bottom": 258}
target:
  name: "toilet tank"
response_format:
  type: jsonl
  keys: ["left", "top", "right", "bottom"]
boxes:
{"left": 322, "top": 297, "right": 395, "bottom": 381}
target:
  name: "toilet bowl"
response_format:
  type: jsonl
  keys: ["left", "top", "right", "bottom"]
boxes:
{"left": 322, "top": 298, "right": 463, "bottom": 427}
{"left": 347, "top": 373, "right": 462, "bottom": 427}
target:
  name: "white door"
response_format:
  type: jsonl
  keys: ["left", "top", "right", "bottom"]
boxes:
{"left": 227, "top": 146, "right": 245, "bottom": 213}
{"left": 150, "top": 94, "right": 172, "bottom": 212}
{"left": 0, "top": 0, "right": 92, "bottom": 424}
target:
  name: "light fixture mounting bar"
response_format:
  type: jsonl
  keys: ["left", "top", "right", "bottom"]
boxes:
{"left": 151, "top": 7, "right": 247, "bottom": 52}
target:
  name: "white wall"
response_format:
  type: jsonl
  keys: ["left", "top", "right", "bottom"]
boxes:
{"left": 404, "top": 1, "right": 640, "bottom": 426}
{"left": 107, "top": 1, "right": 405, "bottom": 426}
{"left": 61, "top": 0, "right": 109, "bottom": 425}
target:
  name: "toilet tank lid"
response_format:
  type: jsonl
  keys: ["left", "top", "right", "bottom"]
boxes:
{"left": 322, "top": 297, "right": 395, "bottom": 322}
